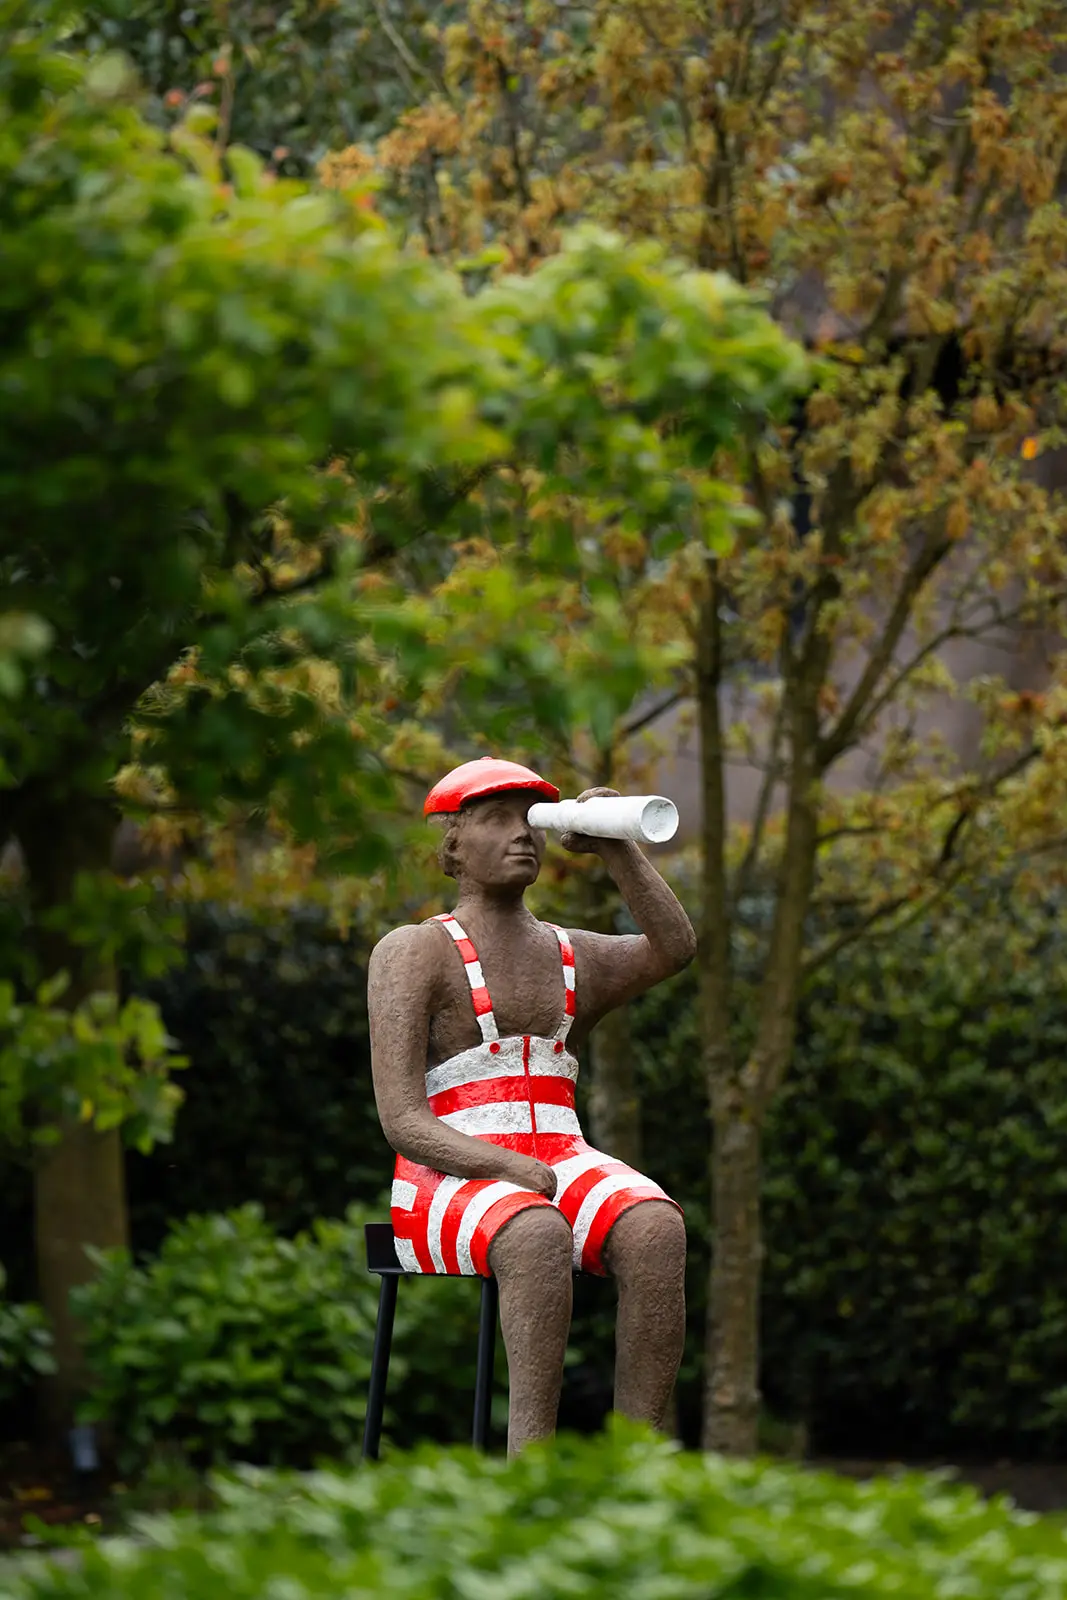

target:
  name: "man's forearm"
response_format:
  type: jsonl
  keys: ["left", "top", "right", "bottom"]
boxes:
{"left": 389, "top": 1110, "right": 531, "bottom": 1184}
{"left": 598, "top": 839, "right": 697, "bottom": 972}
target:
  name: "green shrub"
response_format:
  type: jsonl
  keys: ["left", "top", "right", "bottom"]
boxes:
{"left": 0, "top": 1266, "right": 54, "bottom": 1407}
{"left": 127, "top": 905, "right": 383, "bottom": 1246}
{"left": 71, "top": 1202, "right": 504, "bottom": 1471}
{"left": 633, "top": 886, "right": 1067, "bottom": 1457}
{"left": 5, "top": 1424, "right": 1067, "bottom": 1599}
{"left": 760, "top": 894, "right": 1067, "bottom": 1458}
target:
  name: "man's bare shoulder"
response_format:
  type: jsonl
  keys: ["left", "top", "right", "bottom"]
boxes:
{"left": 368, "top": 921, "right": 445, "bottom": 983}
{"left": 567, "top": 927, "right": 644, "bottom": 957}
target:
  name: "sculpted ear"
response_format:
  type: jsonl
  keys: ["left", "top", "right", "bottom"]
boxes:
{"left": 434, "top": 813, "right": 460, "bottom": 879}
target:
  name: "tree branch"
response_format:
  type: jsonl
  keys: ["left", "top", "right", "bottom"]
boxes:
{"left": 697, "top": 553, "right": 736, "bottom": 1086}
{"left": 817, "top": 530, "right": 952, "bottom": 768}
{"left": 619, "top": 688, "right": 686, "bottom": 742}
{"left": 803, "top": 737, "right": 1052, "bottom": 979}
{"left": 801, "top": 866, "right": 968, "bottom": 983}
{"left": 369, "top": 0, "right": 444, "bottom": 103}
{"left": 496, "top": 56, "right": 532, "bottom": 214}
{"left": 728, "top": 687, "right": 786, "bottom": 916}
{"left": 360, "top": 463, "right": 501, "bottom": 567}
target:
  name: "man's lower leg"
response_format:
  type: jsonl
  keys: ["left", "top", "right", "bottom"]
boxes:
{"left": 606, "top": 1201, "right": 686, "bottom": 1428}
{"left": 488, "top": 1207, "right": 573, "bottom": 1455}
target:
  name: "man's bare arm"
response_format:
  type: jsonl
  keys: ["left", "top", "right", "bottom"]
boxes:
{"left": 367, "top": 924, "right": 555, "bottom": 1195}
{"left": 563, "top": 788, "right": 696, "bottom": 1026}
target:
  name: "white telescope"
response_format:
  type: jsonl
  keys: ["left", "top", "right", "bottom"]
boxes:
{"left": 527, "top": 794, "right": 679, "bottom": 845}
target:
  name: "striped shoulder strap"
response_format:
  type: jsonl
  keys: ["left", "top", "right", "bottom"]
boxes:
{"left": 544, "top": 923, "right": 576, "bottom": 1043}
{"left": 431, "top": 913, "right": 499, "bottom": 1044}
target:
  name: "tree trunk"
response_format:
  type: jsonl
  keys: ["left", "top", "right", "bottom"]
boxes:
{"left": 703, "top": 1086, "right": 762, "bottom": 1453}
{"left": 695, "top": 557, "right": 763, "bottom": 1453}
{"left": 35, "top": 1124, "right": 129, "bottom": 1431}
{"left": 18, "top": 799, "right": 129, "bottom": 1437}
{"left": 588, "top": 1003, "right": 643, "bottom": 1169}
{"left": 695, "top": 513, "right": 834, "bottom": 1452}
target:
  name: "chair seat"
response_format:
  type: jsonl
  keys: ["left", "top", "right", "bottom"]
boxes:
{"left": 361, "top": 1220, "right": 499, "bottom": 1460}
{"left": 364, "top": 1220, "right": 405, "bottom": 1274}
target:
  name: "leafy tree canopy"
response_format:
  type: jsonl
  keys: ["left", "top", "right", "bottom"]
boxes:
{"left": 0, "top": 0, "right": 804, "bottom": 1138}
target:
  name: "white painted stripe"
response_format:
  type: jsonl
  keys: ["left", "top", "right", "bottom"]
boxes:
{"left": 394, "top": 1237, "right": 420, "bottom": 1273}
{"left": 562, "top": 966, "right": 575, "bottom": 990}
{"left": 440, "top": 1102, "right": 533, "bottom": 1135}
{"left": 391, "top": 1178, "right": 418, "bottom": 1212}
{"left": 475, "top": 1009, "right": 499, "bottom": 1044}
{"left": 439, "top": 916, "right": 463, "bottom": 940}
{"left": 454, "top": 1180, "right": 525, "bottom": 1275}
{"left": 550, "top": 1149, "right": 614, "bottom": 1200}
{"left": 426, "top": 1175, "right": 467, "bottom": 1273}
{"left": 528, "top": 1053, "right": 578, "bottom": 1080}
{"left": 425, "top": 1049, "right": 524, "bottom": 1097}
{"left": 532, "top": 1103, "right": 581, "bottom": 1135}
{"left": 571, "top": 1174, "right": 663, "bottom": 1265}
{"left": 464, "top": 959, "right": 486, "bottom": 991}
{"left": 551, "top": 1149, "right": 610, "bottom": 1197}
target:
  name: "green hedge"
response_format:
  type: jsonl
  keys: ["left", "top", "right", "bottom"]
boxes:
{"left": 5, "top": 1425, "right": 1067, "bottom": 1599}
{"left": 0, "top": 1265, "right": 53, "bottom": 1409}
{"left": 762, "top": 895, "right": 1067, "bottom": 1457}
{"left": 70, "top": 1202, "right": 509, "bottom": 1471}
{"left": 126, "top": 906, "right": 384, "bottom": 1247}
{"left": 633, "top": 889, "right": 1067, "bottom": 1457}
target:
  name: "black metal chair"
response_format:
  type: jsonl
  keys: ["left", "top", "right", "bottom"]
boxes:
{"left": 361, "top": 1221, "right": 499, "bottom": 1460}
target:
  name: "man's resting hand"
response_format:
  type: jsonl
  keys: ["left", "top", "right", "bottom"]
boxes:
{"left": 505, "top": 1155, "right": 558, "bottom": 1199}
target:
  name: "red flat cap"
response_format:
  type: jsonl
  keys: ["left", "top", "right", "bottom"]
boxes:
{"left": 424, "top": 757, "right": 559, "bottom": 816}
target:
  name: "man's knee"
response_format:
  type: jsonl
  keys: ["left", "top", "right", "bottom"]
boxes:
{"left": 489, "top": 1203, "right": 573, "bottom": 1281}
{"left": 605, "top": 1199, "right": 686, "bottom": 1281}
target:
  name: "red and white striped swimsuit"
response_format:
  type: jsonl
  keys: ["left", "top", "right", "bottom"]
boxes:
{"left": 390, "top": 912, "right": 678, "bottom": 1278}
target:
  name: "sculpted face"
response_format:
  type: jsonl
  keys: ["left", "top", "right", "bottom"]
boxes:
{"left": 448, "top": 790, "right": 546, "bottom": 891}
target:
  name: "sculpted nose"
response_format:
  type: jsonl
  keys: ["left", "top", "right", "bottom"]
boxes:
{"left": 512, "top": 815, "right": 538, "bottom": 849}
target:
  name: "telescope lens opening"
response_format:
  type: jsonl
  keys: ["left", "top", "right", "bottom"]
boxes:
{"left": 640, "top": 798, "right": 679, "bottom": 843}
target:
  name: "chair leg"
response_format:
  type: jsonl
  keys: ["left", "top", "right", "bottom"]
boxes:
{"left": 472, "top": 1273, "right": 499, "bottom": 1450}
{"left": 362, "top": 1273, "right": 399, "bottom": 1461}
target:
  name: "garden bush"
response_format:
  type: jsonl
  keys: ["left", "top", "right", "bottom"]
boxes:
{"left": 5, "top": 1424, "right": 1067, "bottom": 1599}
{"left": 633, "top": 885, "right": 1067, "bottom": 1457}
{"left": 760, "top": 892, "right": 1067, "bottom": 1458}
{"left": 70, "top": 1201, "right": 505, "bottom": 1471}
{"left": 126, "top": 905, "right": 383, "bottom": 1249}
{"left": 0, "top": 1265, "right": 54, "bottom": 1407}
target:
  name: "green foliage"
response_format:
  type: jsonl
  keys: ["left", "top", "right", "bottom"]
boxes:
{"left": 71, "top": 1201, "right": 501, "bottom": 1472}
{"left": 0, "top": 612, "right": 51, "bottom": 705}
{"left": 7, "top": 1424, "right": 1067, "bottom": 1598}
{"left": 2, "top": 3, "right": 800, "bottom": 849}
{"left": 631, "top": 883, "right": 1067, "bottom": 1456}
{"left": 71, "top": 1204, "right": 376, "bottom": 1471}
{"left": 1, "top": 4, "right": 503, "bottom": 849}
{"left": 123, "top": 905, "right": 383, "bottom": 1244}
{"left": 0, "top": 4, "right": 798, "bottom": 1189}
{"left": 67, "top": 0, "right": 442, "bottom": 174}
{"left": 37, "top": 875, "right": 186, "bottom": 988}
{"left": 0, "top": 1266, "right": 54, "bottom": 1407}
{"left": 761, "top": 890, "right": 1067, "bottom": 1458}
{"left": 0, "top": 979, "right": 186, "bottom": 1153}
{"left": 475, "top": 231, "right": 806, "bottom": 541}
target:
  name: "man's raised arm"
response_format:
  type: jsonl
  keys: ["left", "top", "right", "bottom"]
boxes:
{"left": 367, "top": 924, "right": 556, "bottom": 1196}
{"left": 562, "top": 787, "right": 696, "bottom": 1027}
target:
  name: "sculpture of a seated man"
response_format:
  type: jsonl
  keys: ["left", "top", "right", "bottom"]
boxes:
{"left": 368, "top": 757, "right": 696, "bottom": 1454}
